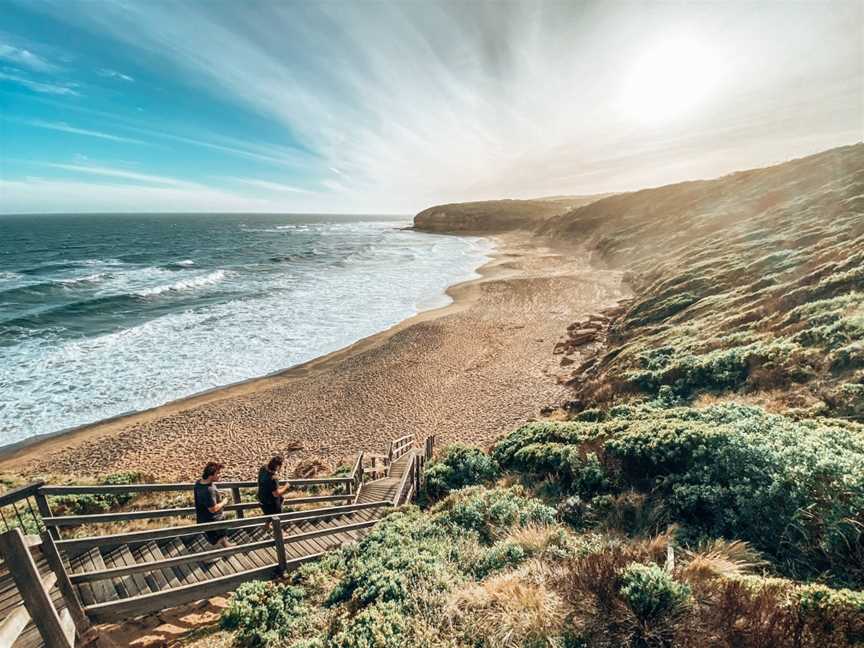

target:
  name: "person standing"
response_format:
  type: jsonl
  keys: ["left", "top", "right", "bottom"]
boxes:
{"left": 258, "top": 455, "right": 290, "bottom": 516}
{"left": 194, "top": 461, "right": 231, "bottom": 548}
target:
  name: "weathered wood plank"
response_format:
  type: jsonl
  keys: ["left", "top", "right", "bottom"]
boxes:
{"left": 41, "top": 476, "right": 352, "bottom": 497}
{"left": 84, "top": 565, "right": 280, "bottom": 623}
{"left": 0, "top": 601, "right": 30, "bottom": 647}
{"left": 0, "top": 529, "right": 72, "bottom": 648}
{"left": 56, "top": 501, "right": 391, "bottom": 552}
{"left": 43, "top": 494, "right": 353, "bottom": 527}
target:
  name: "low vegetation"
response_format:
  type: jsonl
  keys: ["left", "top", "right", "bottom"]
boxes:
{"left": 212, "top": 482, "right": 863, "bottom": 648}
{"left": 546, "top": 144, "right": 864, "bottom": 417}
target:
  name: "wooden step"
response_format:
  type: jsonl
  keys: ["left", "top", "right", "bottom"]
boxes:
{"left": 159, "top": 537, "right": 206, "bottom": 585}
{"left": 69, "top": 548, "right": 118, "bottom": 605}
{"left": 103, "top": 545, "right": 152, "bottom": 599}
{"left": 132, "top": 542, "right": 180, "bottom": 591}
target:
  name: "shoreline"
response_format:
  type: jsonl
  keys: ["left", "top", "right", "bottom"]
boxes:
{"left": 0, "top": 235, "right": 496, "bottom": 470}
{"left": 1, "top": 230, "right": 627, "bottom": 481}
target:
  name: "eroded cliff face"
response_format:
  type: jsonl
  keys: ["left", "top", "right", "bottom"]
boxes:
{"left": 413, "top": 196, "right": 605, "bottom": 234}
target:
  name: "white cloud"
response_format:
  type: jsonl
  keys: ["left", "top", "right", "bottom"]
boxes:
{"left": 231, "top": 178, "right": 312, "bottom": 193}
{"left": 0, "top": 42, "right": 57, "bottom": 72}
{"left": 24, "top": 119, "right": 145, "bottom": 144}
{"left": 12, "top": 2, "right": 864, "bottom": 211}
{"left": 97, "top": 68, "right": 134, "bottom": 82}
{"left": 44, "top": 163, "right": 200, "bottom": 188}
{"left": 0, "top": 69, "right": 79, "bottom": 95}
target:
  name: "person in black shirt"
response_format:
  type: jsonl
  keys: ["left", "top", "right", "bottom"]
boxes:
{"left": 258, "top": 455, "right": 290, "bottom": 518}
{"left": 194, "top": 461, "right": 231, "bottom": 547}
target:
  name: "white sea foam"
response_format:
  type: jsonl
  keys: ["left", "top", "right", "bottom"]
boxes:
{"left": 0, "top": 224, "right": 491, "bottom": 445}
{"left": 136, "top": 270, "right": 228, "bottom": 297}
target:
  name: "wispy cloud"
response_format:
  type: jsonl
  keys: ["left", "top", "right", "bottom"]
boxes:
{"left": 0, "top": 177, "right": 283, "bottom": 214}
{"left": 24, "top": 119, "right": 145, "bottom": 144}
{"left": 45, "top": 163, "right": 199, "bottom": 188}
{"left": 8, "top": 1, "right": 864, "bottom": 211}
{"left": 232, "top": 178, "right": 312, "bottom": 193}
{"left": 0, "top": 69, "right": 79, "bottom": 95}
{"left": 0, "top": 42, "right": 58, "bottom": 72}
{"left": 97, "top": 68, "right": 134, "bottom": 82}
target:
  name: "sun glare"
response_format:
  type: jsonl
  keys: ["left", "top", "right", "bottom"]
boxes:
{"left": 619, "top": 36, "right": 723, "bottom": 124}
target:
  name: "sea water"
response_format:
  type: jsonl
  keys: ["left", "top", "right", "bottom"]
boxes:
{"left": 0, "top": 213, "right": 491, "bottom": 446}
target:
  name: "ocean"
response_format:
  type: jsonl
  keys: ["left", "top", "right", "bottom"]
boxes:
{"left": 0, "top": 213, "right": 491, "bottom": 447}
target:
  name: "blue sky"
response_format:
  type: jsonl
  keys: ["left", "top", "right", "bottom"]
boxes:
{"left": 1, "top": 1, "right": 861, "bottom": 214}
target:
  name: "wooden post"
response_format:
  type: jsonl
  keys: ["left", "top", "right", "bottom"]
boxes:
{"left": 271, "top": 517, "right": 287, "bottom": 575}
{"left": 231, "top": 487, "right": 244, "bottom": 519}
{"left": 0, "top": 529, "right": 73, "bottom": 648}
{"left": 40, "top": 530, "right": 91, "bottom": 637}
{"left": 34, "top": 485, "right": 61, "bottom": 540}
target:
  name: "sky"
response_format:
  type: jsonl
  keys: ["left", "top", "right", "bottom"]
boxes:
{"left": 0, "top": 1, "right": 861, "bottom": 215}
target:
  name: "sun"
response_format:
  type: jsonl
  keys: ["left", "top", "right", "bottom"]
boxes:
{"left": 618, "top": 35, "right": 724, "bottom": 124}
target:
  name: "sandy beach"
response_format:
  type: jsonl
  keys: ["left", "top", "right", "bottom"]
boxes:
{"left": 0, "top": 232, "right": 626, "bottom": 482}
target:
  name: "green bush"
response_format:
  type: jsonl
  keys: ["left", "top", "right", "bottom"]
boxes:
{"left": 617, "top": 563, "right": 691, "bottom": 623}
{"left": 220, "top": 581, "right": 309, "bottom": 648}
{"left": 422, "top": 444, "right": 499, "bottom": 501}
{"left": 493, "top": 403, "right": 864, "bottom": 586}
{"left": 468, "top": 540, "right": 526, "bottom": 578}
{"left": 51, "top": 471, "right": 142, "bottom": 515}
{"left": 329, "top": 602, "right": 409, "bottom": 648}
{"left": 429, "top": 486, "right": 556, "bottom": 543}
{"left": 326, "top": 509, "right": 459, "bottom": 610}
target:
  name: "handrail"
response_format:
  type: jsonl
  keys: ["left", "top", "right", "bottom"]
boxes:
{"left": 42, "top": 493, "right": 353, "bottom": 527}
{"left": 0, "top": 482, "right": 43, "bottom": 508}
{"left": 0, "top": 481, "right": 47, "bottom": 535}
{"left": 0, "top": 529, "right": 74, "bottom": 647}
{"left": 40, "top": 475, "right": 352, "bottom": 496}
{"left": 392, "top": 453, "right": 415, "bottom": 506}
{"left": 56, "top": 500, "right": 392, "bottom": 552}
{"left": 69, "top": 537, "right": 274, "bottom": 584}
{"left": 68, "top": 515, "right": 376, "bottom": 585}
{"left": 351, "top": 452, "right": 363, "bottom": 499}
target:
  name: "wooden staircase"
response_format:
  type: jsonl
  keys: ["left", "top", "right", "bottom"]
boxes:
{"left": 0, "top": 435, "right": 433, "bottom": 646}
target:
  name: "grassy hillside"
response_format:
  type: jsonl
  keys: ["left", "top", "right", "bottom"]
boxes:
{"left": 542, "top": 144, "right": 864, "bottom": 418}
{"left": 197, "top": 144, "right": 864, "bottom": 647}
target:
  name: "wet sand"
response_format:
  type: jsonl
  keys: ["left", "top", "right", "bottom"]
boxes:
{"left": 0, "top": 232, "right": 626, "bottom": 482}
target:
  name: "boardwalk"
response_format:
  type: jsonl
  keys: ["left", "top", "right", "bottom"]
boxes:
{"left": 0, "top": 435, "right": 430, "bottom": 647}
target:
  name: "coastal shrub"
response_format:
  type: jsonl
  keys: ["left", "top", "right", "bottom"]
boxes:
{"left": 466, "top": 540, "right": 526, "bottom": 579}
{"left": 50, "top": 471, "right": 143, "bottom": 515}
{"left": 329, "top": 602, "right": 409, "bottom": 648}
{"left": 493, "top": 403, "right": 864, "bottom": 586}
{"left": 220, "top": 581, "right": 309, "bottom": 648}
{"left": 422, "top": 444, "right": 499, "bottom": 501}
{"left": 617, "top": 562, "right": 691, "bottom": 623}
{"left": 429, "top": 485, "right": 556, "bottom": 543}
{"left": 326, "top": 509, "right": 459, "bottom": 610}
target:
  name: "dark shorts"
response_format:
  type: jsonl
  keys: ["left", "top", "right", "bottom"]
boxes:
{"left": 205, "top": 529, "right": 227, "bottom": 545}
{"left": 261, "top": 500, "right": 282, "bottom": 516}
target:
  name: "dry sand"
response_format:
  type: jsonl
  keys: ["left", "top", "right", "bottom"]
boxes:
{"left": 0, "top": 232, "right": 627, "bottom": 482}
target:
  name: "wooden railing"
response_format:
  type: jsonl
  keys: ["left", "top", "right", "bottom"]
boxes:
{"left": 0, "top": 481, "right": 49, "bottom": 536}
{"left": 0, "top": 529, "right": 82, "bottom": 647}
{"left": 385, "top": 434, "right": 414, "bottom": 476}
{"left": 55, "top": 501, "right": 391, "bottom": 553}
{"left": 0, "top": 439, "right": 435, "bottom": 634}
{"left": 33, "top": 462, "right": 361, "bottom": 538}
{"left": 58, "top": 500, "right": 391, "bottom": 623}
